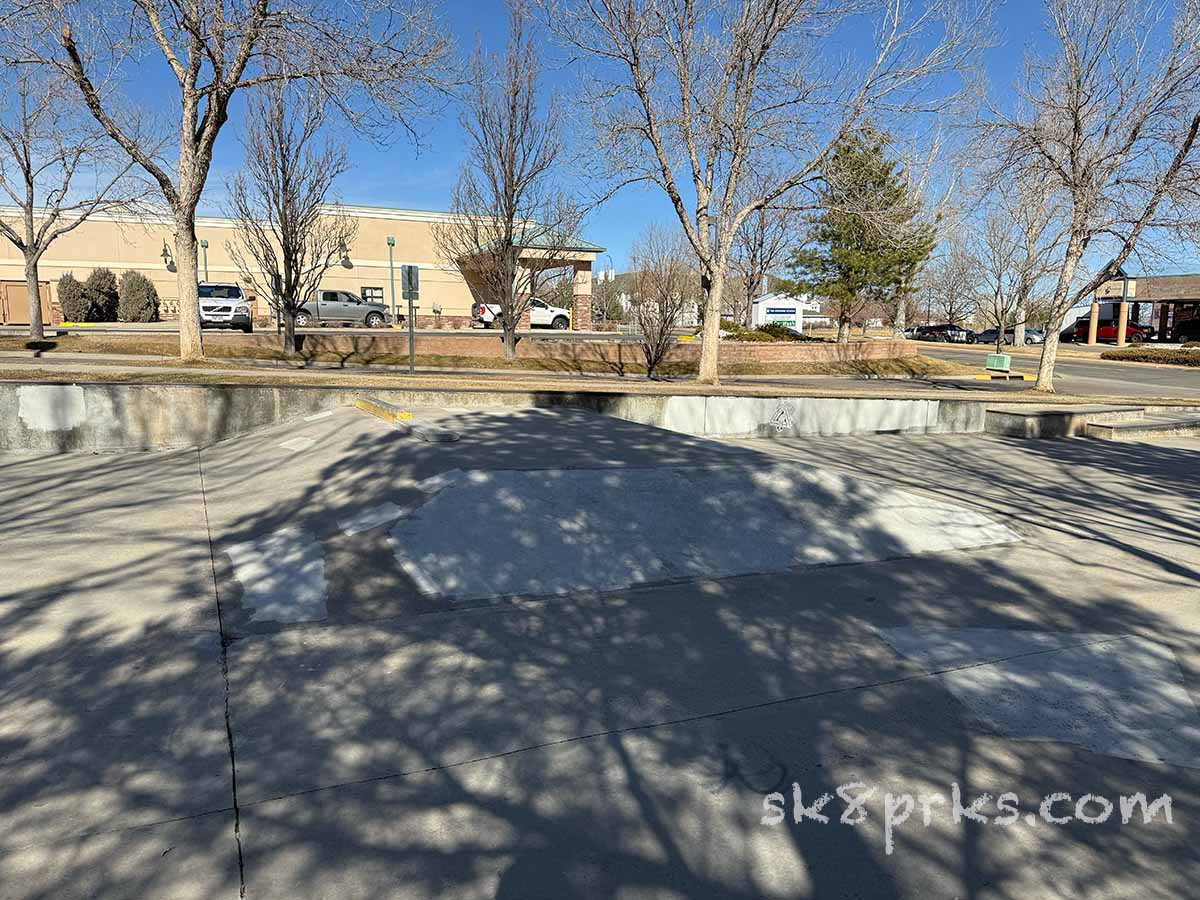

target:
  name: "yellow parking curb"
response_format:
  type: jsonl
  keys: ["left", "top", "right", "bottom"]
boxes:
{"left": 355, "top": 398, "right": 413, "bottom": 423}
{"left": 975, "top": 373, "right": 1034, "bottom": 381}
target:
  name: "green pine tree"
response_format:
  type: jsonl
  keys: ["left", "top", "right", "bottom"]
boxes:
{"left": 784, "top": 128, "right": 934, "bottom": 343}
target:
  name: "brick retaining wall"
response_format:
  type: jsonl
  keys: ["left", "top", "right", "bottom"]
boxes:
{"left": 206, "top": 331, "right": 915, "bottom": 364}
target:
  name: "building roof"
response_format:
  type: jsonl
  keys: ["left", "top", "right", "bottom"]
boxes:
{"left": 472, "top": 225, "right": 605, "bottom": 256}
{"left": 1131, "top": 274, "right": 1200, "bottom": 302}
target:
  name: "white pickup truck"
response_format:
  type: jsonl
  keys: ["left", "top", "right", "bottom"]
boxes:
{"left": 473, "top": 297, "right": 571, "bottom": 330}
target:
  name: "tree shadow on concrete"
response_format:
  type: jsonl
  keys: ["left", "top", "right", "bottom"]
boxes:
{"left": 2, "top": 413, "right": 1199, "bottom": 898}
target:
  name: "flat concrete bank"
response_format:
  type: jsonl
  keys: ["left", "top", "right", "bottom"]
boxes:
{"left": 1, "top": 381, "right": 985, "bottom": 452}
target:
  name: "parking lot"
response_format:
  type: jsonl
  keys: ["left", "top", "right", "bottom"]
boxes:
{"left": 2, "top": 406, "right": 1198, "bottom": 898}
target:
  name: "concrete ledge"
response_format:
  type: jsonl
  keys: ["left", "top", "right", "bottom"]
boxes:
{"left": 1086, "top": 413, "right": 1200, "bottom": 441}
{"left": 0, "top": 381, "right": 991, "bottom": 453}
{"left": 354, "top": 397, "right": 413, "bottom": 425}
{"left": 985, "top": 405, "right": 1146, "bottom": 439}
{"left": 355, "top": 397, "right": 460, "bottom": 442}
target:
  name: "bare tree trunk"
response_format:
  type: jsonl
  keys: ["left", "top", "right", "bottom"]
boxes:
{"left": 501, "top": 318, "right": 519, "bottom": 361}
{"left": 283, "top": 309, "right": 297, "bottom": 354}
{"left": 174, "top": 211, "right": 204, "bottom": 361}
{"left": 893, "top": 299, "right": 906, "bottom": 338}
{"left": 1035, "top": 239, "right": 1084, "bottom": 392}
{"left": 1036, "top": 331, "right": 1061, "bottom": 391}
{"left": 1013, "top": 304, "right": 1026, "bottom": 347}
{"left": 837, "top": 316, "right": 851, "bottom": 344}
{"left": 696, "top": 272, "right": 725, "bottom": 384}
{"left": 24, "top": 255, "right": 44, "bottom": 340}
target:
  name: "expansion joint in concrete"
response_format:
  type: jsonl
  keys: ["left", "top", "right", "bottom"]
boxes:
{"left": 195, "top": 448, "right": 248, "bottom": 898}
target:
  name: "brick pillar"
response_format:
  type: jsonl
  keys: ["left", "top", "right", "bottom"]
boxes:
{"left": 572, "top": 262, "right": 593, "bottom": 331}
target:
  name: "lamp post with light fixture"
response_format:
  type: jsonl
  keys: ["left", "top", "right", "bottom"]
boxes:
{"left": 199, "top": 239, "right": 209, "bottom": 281}
{"left": 386, "top": 235, "right": 397, "bottom": 325}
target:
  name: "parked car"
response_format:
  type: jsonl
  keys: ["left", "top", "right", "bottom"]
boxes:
{"left": 474, "top": 297, "right": 571, "bottom": 329}
{"left": 1171, "top": 317, "right": 1200, "bottom": 343}
{"left": 293, "top": 289, "right": 394, "bottom": 328}
{"left": 1059, "top": 316, "right": 1154, "bottom": 343}
{"left": 198, "top": 282, "right": 253, "bottom": 333}
{"left": 914, "top": 323, "right": 976, "bottom": 343}
{"left": 975, "top": 327, "right": 1045, "bottom": 345}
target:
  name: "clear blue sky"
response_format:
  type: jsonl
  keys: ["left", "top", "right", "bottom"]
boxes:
{"left": 181, "top": 0, "right": 1193, "bottom": 275}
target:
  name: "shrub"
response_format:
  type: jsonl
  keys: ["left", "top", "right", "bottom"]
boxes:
{"left": 1101, "top": 347, "right": 1200, "bottom": 367}
{"left": 118, "top": 270, "right": 161, "bottom": 322}
{"left": 83, "top": 268, "right": 119, "bottom": 321}
{"left": 725, "top": 321, "right": 827, "bottom": 342}
{"left": 57, "top": 273, "right": 88, "bottom": 322}
{"left": 754, "top": 321, "right": 796, "bottom": 341}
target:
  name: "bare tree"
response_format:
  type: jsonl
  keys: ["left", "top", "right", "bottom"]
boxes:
{"left": 225, "top": 83, "right": 356, "bottom": 353}
{"left": 434, "top": 2, "right": 582, "bottom": 362}
{"left": 16, "top": 0, "right": 449, "bottom": 360}
{"left": 0, "top": 63, "right": 143, "bottom": 339}
{"left": 923, "top": 238, "right": 978, "bottom": 326}
{"left": 629, "top": 225, "right": 696, "bottom": 377}
{"left": 969, "top": 207, "right": 1021, "bottom": 351}
{"left": 547, "top": 0, "right": 990, "bottom": 382}
{"left": 969, "top": 177, "right": 1061, "bottom": 350}
{"left": 888, "top": 136, "right": 959, "bottom": 337}
{"left": 989, "top": 0, "right": 1200, "bottom": 390}
{"left": 728, "top": 207, "right": 799, "bottom": 327}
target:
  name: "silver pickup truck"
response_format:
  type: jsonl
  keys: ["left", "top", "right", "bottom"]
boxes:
{"left": 293, "top": 290, "right": 395, "bottom": 328}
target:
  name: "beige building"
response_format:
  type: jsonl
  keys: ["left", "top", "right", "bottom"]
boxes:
{"left": 0, "top": 204, "right": 603, "bottom": 328}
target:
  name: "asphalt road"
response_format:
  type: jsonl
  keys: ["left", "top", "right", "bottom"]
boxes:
{"left": 922, "top": 343, "right": 1200, "bottom": 400}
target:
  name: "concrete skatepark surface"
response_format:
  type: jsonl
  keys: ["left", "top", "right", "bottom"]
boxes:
{"left": 1, "top": 405, "right": 1198, "bottom": 898}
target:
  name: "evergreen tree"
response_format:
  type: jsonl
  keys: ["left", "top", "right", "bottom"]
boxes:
{"left": 57, "top": 272, "right": 87, "bottom": 323}
{"left": 117, "top": 270, "right": 161, "bottom": 322}
{"left": 784, "top": 128, "right": 935, "bottom": 343}
{"left": 83, "top": 268, "right": 119, "bottom": 321}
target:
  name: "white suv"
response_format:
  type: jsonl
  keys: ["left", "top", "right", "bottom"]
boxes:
{"left": 199, "top": 282, "right": 253, "bottom": 333}
{"left": 473, "top": 297, "right": 571, "bottom": 329}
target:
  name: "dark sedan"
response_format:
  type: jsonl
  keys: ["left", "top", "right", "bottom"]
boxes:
{"left": 914, "top": 323, "right": 976, "bottom": 343}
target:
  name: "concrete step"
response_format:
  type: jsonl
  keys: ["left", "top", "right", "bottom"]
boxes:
{"left": 1086, "top": 412, "right": 1200, "bottom": 441}
{"left": 985, "top": 404, "right": 1145, "bottom": 439}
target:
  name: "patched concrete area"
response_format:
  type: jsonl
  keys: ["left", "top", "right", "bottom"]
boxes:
{"left": 391, "top": 463, "right": 1019, "bottom": 602}
{"left": 881, "top": 627, "right": 1200, "bottom": 767}
{"left": 226, "top": 526, "right": 329, "bottom": 624}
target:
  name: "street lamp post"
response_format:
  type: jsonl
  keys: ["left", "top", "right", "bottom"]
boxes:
{"left": 199, "top": 239, "right": 209, "bottom": 281}
{"left": 386, "top": 235, "right": 396, "bottom": 325}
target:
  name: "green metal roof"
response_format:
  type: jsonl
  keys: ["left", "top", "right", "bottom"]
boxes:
{"left": 474, "top": 225, "right": 604, "bottom": 255}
